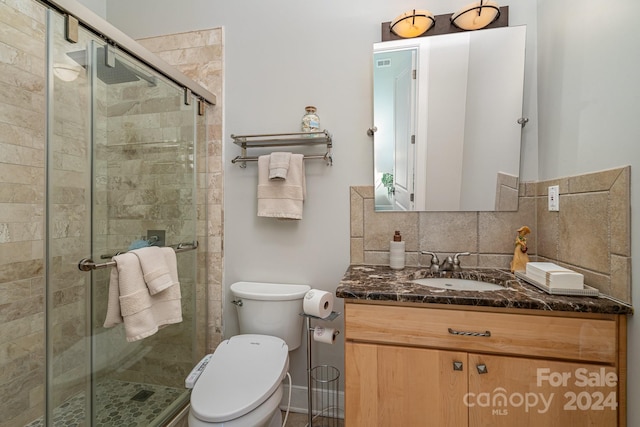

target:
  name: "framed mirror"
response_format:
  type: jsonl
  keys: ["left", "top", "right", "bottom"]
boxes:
{"left": 373, "top": 25, "right": 527, "bottom": 211}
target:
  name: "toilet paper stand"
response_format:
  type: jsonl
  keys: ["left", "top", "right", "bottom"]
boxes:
{"left": 301, "top": 311, "right": 341, "bottom": 427}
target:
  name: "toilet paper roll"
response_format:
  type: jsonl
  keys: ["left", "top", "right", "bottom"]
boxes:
{"left": 313, "top": 327, "right": 338, "bottom": 344}
{"left": 303, "top": 289, "right": 334, "bottom": 319}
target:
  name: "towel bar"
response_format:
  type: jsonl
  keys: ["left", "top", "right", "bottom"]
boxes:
{"left": 231, "top": 152, "right": 333, "bottom": 166}
{"left": 230, "top": 130, "right": 333, "bottom": 168}
{"left": 78, "top": 241, "right": 198, "bottom": 271}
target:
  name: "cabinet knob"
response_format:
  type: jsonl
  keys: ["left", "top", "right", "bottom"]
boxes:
{"left": 476, "top": 364, "right": 488, "bottom": 374}
{"left": 453, "top": 361, "right": 463, "bottom": 371}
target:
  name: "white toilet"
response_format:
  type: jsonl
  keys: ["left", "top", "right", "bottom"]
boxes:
{"left": 188, "top": 282, "right": 310, "bottom": 427}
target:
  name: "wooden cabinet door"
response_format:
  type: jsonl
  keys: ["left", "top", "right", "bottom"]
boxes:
{"left": 345, "top": 341, "right": 468, "bottom": 426}
{"left": 468, "top": 354, "right": 618, "bottom": 427}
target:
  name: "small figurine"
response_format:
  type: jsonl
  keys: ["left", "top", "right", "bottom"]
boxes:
{"left": 510, "top": 225, "right": 531, "bottom": 272}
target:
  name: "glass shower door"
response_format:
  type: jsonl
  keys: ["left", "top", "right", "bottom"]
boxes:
{"left": 90, "top": 43, "right": 198, "bottom": 426}
{"left": 46, "top": 8, "right": 200, "bottom": 426}
{"left": 46, "top": 9, "right": 95, "bottom": 426}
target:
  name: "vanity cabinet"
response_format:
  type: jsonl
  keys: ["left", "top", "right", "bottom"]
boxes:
{"left": 344, "top": 302, "right": 626, "bottom": 426}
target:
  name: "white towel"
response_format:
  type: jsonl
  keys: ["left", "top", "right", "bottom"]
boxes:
{"left": 103, "top": 252, "right": 182, "bottom": 342}
{"left": 131, "top": 246, "right": 178, "bottom": 295}
{"left": 268, "top": 152, "right": 292, "bottom": 180}
{"left": 257, "top": 153, "right": 306, "bottom": 220}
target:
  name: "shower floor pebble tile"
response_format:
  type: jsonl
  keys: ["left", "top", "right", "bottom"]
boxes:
{"left": 26, "top": 379, "right": 184, "bottom": 427}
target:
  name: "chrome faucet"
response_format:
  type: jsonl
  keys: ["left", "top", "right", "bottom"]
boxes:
{"left": 421, "top": 251, "right": 471, "bottom": 273}
{"left": 440, "top": 255, "right": 456, "bottom": 272}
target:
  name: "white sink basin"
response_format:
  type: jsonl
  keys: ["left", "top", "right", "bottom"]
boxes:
{"left": 411, "top": 278, "right": 504, "bottom": 291}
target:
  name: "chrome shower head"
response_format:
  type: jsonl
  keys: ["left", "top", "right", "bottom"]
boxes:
{"left": 67, "top": 47, "right": 156, "bottom": 86}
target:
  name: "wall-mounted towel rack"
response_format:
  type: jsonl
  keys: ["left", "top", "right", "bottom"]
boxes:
{"left": 77, "top": 241, "right": 198, "bottom": 271}
{"left": 231, "top": 130, "right": 333, "bottom": 168}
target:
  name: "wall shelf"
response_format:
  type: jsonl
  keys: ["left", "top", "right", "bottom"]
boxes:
{"left": 230, "top": 130, "right": 333, "bottom": 168}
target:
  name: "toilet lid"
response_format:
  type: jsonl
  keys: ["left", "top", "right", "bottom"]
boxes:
{"left": 190, "top": 334, "right": 289, "bottom": 423}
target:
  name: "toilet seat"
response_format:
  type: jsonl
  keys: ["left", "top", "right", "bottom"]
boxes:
{"left": 190, "top": 334, "right": 289, "bottom": 423}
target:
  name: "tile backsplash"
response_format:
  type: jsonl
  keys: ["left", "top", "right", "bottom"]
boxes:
{"left": 350, "top": 166, "right": 631, "bottom": 303}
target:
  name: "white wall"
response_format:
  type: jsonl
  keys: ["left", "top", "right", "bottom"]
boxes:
{"left": 104, "top": 0, "right": 541, "bottom": 409}
{"left": 536, "top": 0, "right": 640, "bottom": 423}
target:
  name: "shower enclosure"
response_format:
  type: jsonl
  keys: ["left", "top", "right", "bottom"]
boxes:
{"left": 0, "top": 0, "right": 214, "bottom": 425}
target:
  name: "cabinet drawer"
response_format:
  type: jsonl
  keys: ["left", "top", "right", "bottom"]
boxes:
{"left": 345, "top": 303, "right": 617, "bottom": 364}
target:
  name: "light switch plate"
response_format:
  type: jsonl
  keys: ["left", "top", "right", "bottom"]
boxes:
{"left": 548, "top": 185, "right": 559, "bottom": 211}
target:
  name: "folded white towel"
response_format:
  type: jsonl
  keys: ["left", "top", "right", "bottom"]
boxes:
{"left": 268, "top": 152, "right": 292, "bottom": 180}
{"left": 131, "top": 246, "right": 178, "bottom": 295}
{"left": 103, "top": 252, "right": 182, "bottom": 342}
{"left": 258, "top": 153, "right": 306, "bottom": 220}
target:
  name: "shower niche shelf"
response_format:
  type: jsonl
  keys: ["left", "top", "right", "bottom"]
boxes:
{"left": 230, "top": 130, "right": 333, "bottom": 168}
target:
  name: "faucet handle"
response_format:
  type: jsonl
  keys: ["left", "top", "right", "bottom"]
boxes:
{"left": 421, "top": 251, "right": 439, "bottom": 264}
{"left": 453, "top": 252, "right": 471, "bottom": 270}
{"left": 421, "top": 251, "right": 440, "bottom": 272}
{"left": 453, "top": 252, "right": 470, "bottom": 261}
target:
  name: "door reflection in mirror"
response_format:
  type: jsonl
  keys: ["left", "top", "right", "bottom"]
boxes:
{"left": 374, "top": 48, "right": 417, "bottom": 211}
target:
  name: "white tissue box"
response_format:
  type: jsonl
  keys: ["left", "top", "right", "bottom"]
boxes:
{"left": 525, "top": 262, "right": 584, "bottom": 289}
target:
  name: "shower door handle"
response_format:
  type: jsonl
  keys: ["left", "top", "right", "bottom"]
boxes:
{"left": 77, "top": 241, "right": 198, "bottom": 271}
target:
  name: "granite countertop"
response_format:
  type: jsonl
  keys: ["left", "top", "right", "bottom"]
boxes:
{"left": 336, "top": 265, "right": 634, "bottom": 315}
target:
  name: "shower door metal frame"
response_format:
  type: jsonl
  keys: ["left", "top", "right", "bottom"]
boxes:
{"left": 38, "top": 0, "right": 216, "bottom": 106}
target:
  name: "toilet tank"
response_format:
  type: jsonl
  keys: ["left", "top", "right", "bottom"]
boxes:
{"left": 230, "top": 282, "right": 310, "bottom": 351}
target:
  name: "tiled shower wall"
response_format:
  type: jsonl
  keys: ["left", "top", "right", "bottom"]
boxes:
{"left": 138, "top": 29, "right": 224, "bottom": 354}
{"left": 0, "top": 1, "right": 47, "bottom": 426}
{"left": 351, "top": 165, "right": 631, "bottom": 302}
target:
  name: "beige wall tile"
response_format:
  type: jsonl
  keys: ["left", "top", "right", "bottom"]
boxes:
{"left": 138, "top": 28, "right": 222, "bottom": 53}
{"left": 350, "top": 237, "right": 363, "bottom": 264}
{"left": 569, "top": 166, "right": 624, "bottom": 193}
{"left": 352, "top": 186, "right": 373, "bottom": 199}
{"left": 418, "top": 211, "right": 478, "bottom": 253}
{"left": 350, "top": 187, "right": 364, "bottom": 238}
{"left": 610, "top": 166, "right": 631, "bottom": 256}
{"left": 495, "top": 184, "right": 519, "bottom": 211}
{"left": 479, "top": 197, "right": 536, "bottom": 254}
{"left": 536, "top": 177, "right": 569, "bottom": 195}
{"left": 610, "top": 255, "right": 631, "bottom": 302}
{"left": 558, "top": 192, "right": 609, "bottom": 273}
{"left": 363, "top": 199, "right": 419, "bottom": 252}
{"left": 536, "top": 196, "right": 559, "bottom": 259}
{"left": 478, "top": 254, "right": 511, "bottom": 269}
{"left": 363, "top": 251, "right": 389, "bottom": 266}
{"left": 523, "top": 181, "right": 537, "bottom": 197}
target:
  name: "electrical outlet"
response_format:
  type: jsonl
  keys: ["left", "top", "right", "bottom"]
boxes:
{"left": 548, "top": 185, "right": 559, "bottom": 211}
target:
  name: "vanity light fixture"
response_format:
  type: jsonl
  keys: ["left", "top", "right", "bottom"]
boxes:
{"left": 450, "top": 0, "right": 501, "bottom": 31}
{"left": 390, "top": 9, "right": 435, "bottom": 38}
